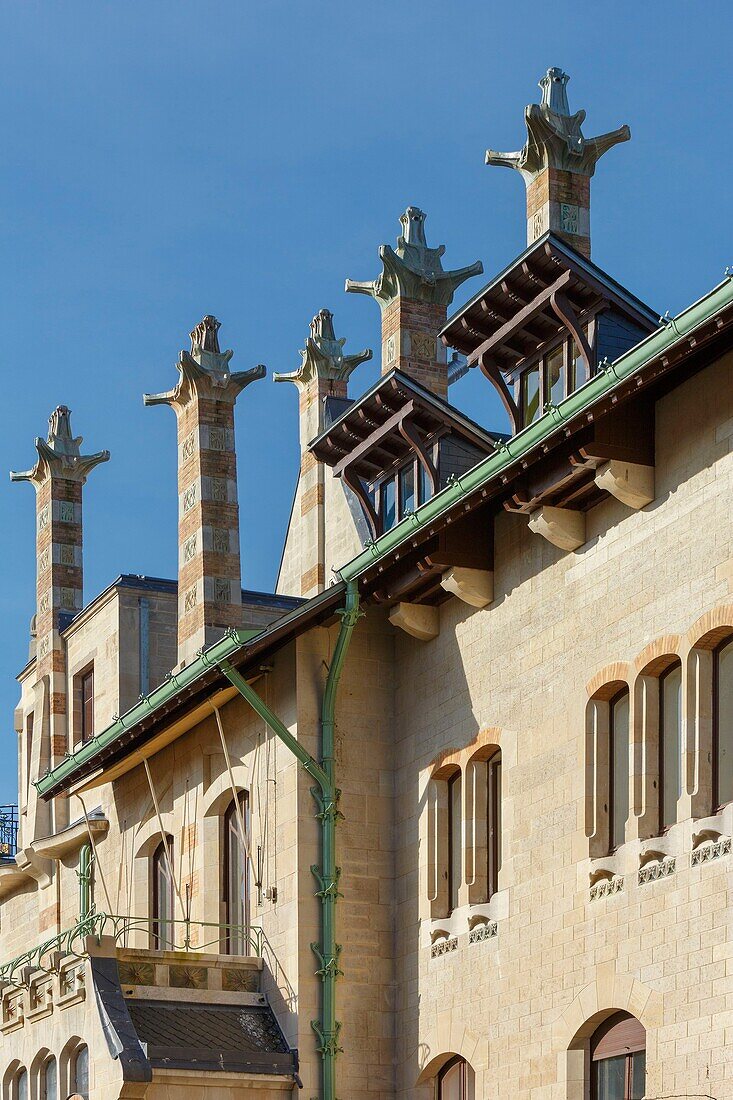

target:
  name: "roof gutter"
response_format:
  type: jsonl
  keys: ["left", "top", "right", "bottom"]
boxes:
{"left": 36, "top": 275, "right": 733, "bottom": 801}
{"left": 339, "top": 276, "right": 733, "bottom": 584}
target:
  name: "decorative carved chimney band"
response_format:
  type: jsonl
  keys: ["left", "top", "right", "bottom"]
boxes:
{"left": 11, "top": 407, "right": 109, "bottom": 838}
{"left": 486, "top": 67, "right": 630, "bottom": 258}
{"left": 144, "top": 317, "right": 265, "bottom": 665}
{"left": 274, "top": 309, "right": 371, "bottom": 596}
{"left": 346, "top": 207, "right": 482, "bottom": 397}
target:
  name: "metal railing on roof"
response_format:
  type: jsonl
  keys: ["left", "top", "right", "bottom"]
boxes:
{"left": 0, "top": 912, "right": 263, "bottom": 986}
{"left": 0, "top": 805, "right": 18, "bottom": 860}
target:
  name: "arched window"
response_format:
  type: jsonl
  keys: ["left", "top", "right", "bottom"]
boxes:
{"left": 487, "top": 750, "right": 502, "bottom": 898}
{"left": 590, "top": 1012, "right": 645, "bottom": 1099}
{"left": 152, "top": 839, "right": 175, "bottom": 949}
{"left": 437, "top": 1056, "right": 468, "bottom": 1099}
{"left": 71, "top": 1046, "right": 89, "bottom": 1100}
{"left": 609, "top": 689, "right": 630, "bottom": 852}
{"left": 12, "top": 1069, "right": 27, "bottom": 1100}
{"left": 714, "top": 637, "right": 733, "bottom": 809}
{"left": 223, "top": 792, "right": 250, "bottom": 954}
{"left": 659, "top": 660, "right": 682, "bottom": 831}
{"left": 447, "top": 771, "right": 462, "bottom": 913}
{"left": 40, "top": 1057, "right": 56, "bottom": 1100}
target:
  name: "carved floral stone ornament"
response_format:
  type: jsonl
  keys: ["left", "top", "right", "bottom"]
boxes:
{"left": 10, "top": 405, "right": 110, "bottom": 488}
{"left": 345, "top": 206, "right": 483, "bottom": 309}
{"left": 485, "top": 66, "right": 631, "bottom": 182}
{"left": 144, "top": 315, "right": 266, "bottom": 411}
{"left": 273, "top": 308, "right": 372, "bottom": 391}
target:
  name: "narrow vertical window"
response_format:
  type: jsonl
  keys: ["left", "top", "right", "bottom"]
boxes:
{"left": 487, "top": 751, "right": 502, "bottom": 898}
{"left": 714, "top": 638, "right": 733, "bottom": 809}
{"left": 15, "top": 1069, "right": 28, "bottom": 1100}
{"left": 522, "top": 363, "right": 541, "bottom": 425}
{"left": 569, "top": 326, "right": 590, "bottom": 392}
{"left": 590, "top": 1012, "right": 645, "bottom": 1099}
{"left": 659, "top": 662, "right": 682, "bottom": 831}
{"left": 40, "top": 1058, "right": 56, "bottom": 1100}
{"left": 609, "top": 689, "right": 629, "bottom": 852}
{"left": 152, "top": 839, "right": 175, "bottom": 949}
{"left": 447, "top": 771, "right": 462, "bottom": 913}
{"left": 379, "top": 476, "right": 396, "bottom": 532}
{"left": 72, "top": 1047, "right": 89, "bottom": 1100}
{"left": 418, "top": 460, "right": 432, "bottom": 506}
{"left": 224, "top": 793, "right": 250, "bottom": 955}
{"left": 544, "top": 343, "right": 564, "bottom": 406}
{"left": 399, "top": 463, "right": 416, "bottom": 518}
{"left": 80, "top": 668, "right": 94, "bottom": 743}
{"left": 438, "top": 1056, "right": 468, "bottom": 1099}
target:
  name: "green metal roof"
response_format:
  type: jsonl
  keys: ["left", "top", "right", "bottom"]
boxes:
{"left": 35, "top": 274, "right": 733, "bottom": 800}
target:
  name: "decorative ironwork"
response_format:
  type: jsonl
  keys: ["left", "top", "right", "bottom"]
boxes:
{"left": 0, "top": 805, "right": 18, "bottom": 859}
{"left": 0, "top": 913, "right": 263, "bottom": 986}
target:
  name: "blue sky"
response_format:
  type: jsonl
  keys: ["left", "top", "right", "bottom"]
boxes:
{"left": 1, "top": 1, "right": 730, "bottom": 801}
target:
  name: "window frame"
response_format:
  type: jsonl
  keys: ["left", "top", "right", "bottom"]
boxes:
{"left": 371, "top": 442, "right": 438, "bottom": 535}
{"left": 78, "top": 665, "right": 94, "bottom": 744}
{"left": 71, "top": 1045, "right": 89, "bottom": 1100}
{"left": 658, "top": 660, "right": 682, "bottom": 833}
{"left": 40, "top": 1056, "right": 57, "bottom": 1100}
{"left": 437, "top": 1055, "right": 468, "bottom": 1099}
{"left": 518, "top": 326, "right": 594, "bottom": 429}
{"left": 223, "top": 791, "right": 251, "bottom": 955}
{"left": 589, "top": 1011, "right": 645, "bottom": 1100}
{"left": 713, "top": 636, "right": 733, "bottom": 812}
{"left": 447, "top": 770, "right": 462, "bottom": 915}
{"left": 487, "top": 751, "right": 502, "bottom": 900}
{"left": 608, "top": 687, "right": 630, "bottom": 854}
{"left": 151, "top": 838, "right": 175, "bottom": 949}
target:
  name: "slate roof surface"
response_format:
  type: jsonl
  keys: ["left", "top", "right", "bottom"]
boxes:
{"left": 127, "top": 999, "right": 296, "bottom": 1074}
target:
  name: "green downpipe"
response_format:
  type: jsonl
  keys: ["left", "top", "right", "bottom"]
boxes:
{"left": 78, "top": 842, "right": 93, "bottom": 920}
{"left": 218, "top": 578, "right": 360, "bottom": 1100}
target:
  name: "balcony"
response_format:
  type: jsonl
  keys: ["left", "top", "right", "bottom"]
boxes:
{"left": 0, "top": 805, "right": 18, "bottom": 860}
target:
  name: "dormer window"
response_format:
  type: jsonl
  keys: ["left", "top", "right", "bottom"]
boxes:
{"left": 311, "top": 370, "right": 500, "bottom": 540}
{"left": 520, "top": 331, "right": 589, "bottom": 428}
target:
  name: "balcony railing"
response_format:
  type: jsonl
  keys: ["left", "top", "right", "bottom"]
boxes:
{"left": 0, "top": 912, "right": 263, "bottom": 986}
{"left": 0, "top": 805, "right": 18, "bottom": 860}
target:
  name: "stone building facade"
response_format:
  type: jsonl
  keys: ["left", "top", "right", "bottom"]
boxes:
{"left": 1, "top": 68, "right": 732, "bottom": 1100}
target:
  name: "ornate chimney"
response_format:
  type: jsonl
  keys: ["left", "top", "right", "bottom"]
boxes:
{"left": 486, "top": 67, "right": 630, "bottom": 259}
{"left": 144, "top": 317, "right": 265, "bottom": 665}
{"left": 346, "top": 207, "right": 482, "bottom": 398}
{"left": 11, "top": 407, "right": 109, "bottom": 835}
{"left": 274, "top": 309, "right": 371, "bottom": 596}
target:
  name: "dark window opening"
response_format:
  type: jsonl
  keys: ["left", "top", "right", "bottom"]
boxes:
{"left": 714, "top": 637, "right": 733, "bottom": 810}
{"left": 224, "top": 792, "right": 250, "bottom": 955}
{"left": 659, "top": 661, "right": 682, "bottom": 831}
{"left": 80, "top": 668, "right": 94, "bottom": 743}
{"left": 609, "top": 689, "right": 630, "bottom": 853}
{"left": 152, "top": 839, "right": 175, "bottom": 949}
{"left": 487, "top": 752, "right": 502, "bottom": 899}
{"left": 447, "top": 771, "right": 462, "bottom": 914}
{"left": 590, "top": 1012, "right": 645, "bottom": 1099}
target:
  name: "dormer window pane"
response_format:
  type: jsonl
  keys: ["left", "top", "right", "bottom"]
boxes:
{"left": 569, "top": 327, "right": 590, "bottom": 391}
{"left": 522, "top": 364, "right": 541, "bottom": 425}
{"left": 380, "top": 477, "right": 396, "bottom": 531}
{"left": 400, "top": 464, "right": 415, "bottom": 516}
{"left": 545, "top": 344, "right": 564, "bottom": 406}
{"left": 419, "top": 463, "right": 432, "bottom": 506}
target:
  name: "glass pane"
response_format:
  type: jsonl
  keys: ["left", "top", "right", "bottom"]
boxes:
{"left": 449, "top": 775, "right": 462, "bottom": 912}
{"left": 439, "top": 1060, "right": 463, "bottom": 1100}
{"left": 73, "top": 1047, "right": 89, "bottom": 1100}
{"left": 419, "top": 462, "right": 432, "bottom": 506}
{"left": 42, "top": 1059, "right": 56, "bottom": 1100}
{"left": 488, "top": 756, "right": 502, "bottom": 895}
{"left": 226, "top": 796, "right": 250, "bottom": 954}
{"left": 544, "top": 344, "right": 564, "bottom": 406}
{"left": 522, "top": 364, "right": 541, "bottom": 425}
{"left": 380, "top": 478, "right": 396, "bottom": 532}
{"left": 569, "top": 327, "right": 589, "bottom": 390}
{"left": 631, "top": 1050, "right": 646, "bottom": 1099}
{"left": 661, "top": 664, "right": 682, "bottom": 829}
{"left": 717, "top": 640, "right": 733, "bottom": 806}
{"left": 400, "top": 464, "right": 416, "bottom": 517}
{"left": 16, "top": 1070, "right": 27, "bottom": 1100}
{"left": 611, "top": 693, "right": 629, "bottom": 851}
{"left": 154, "top": 843, "right": 174, "bottom": 949}
{"left": 593, "top": 1054, "right": 626, "bottom": 1099}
